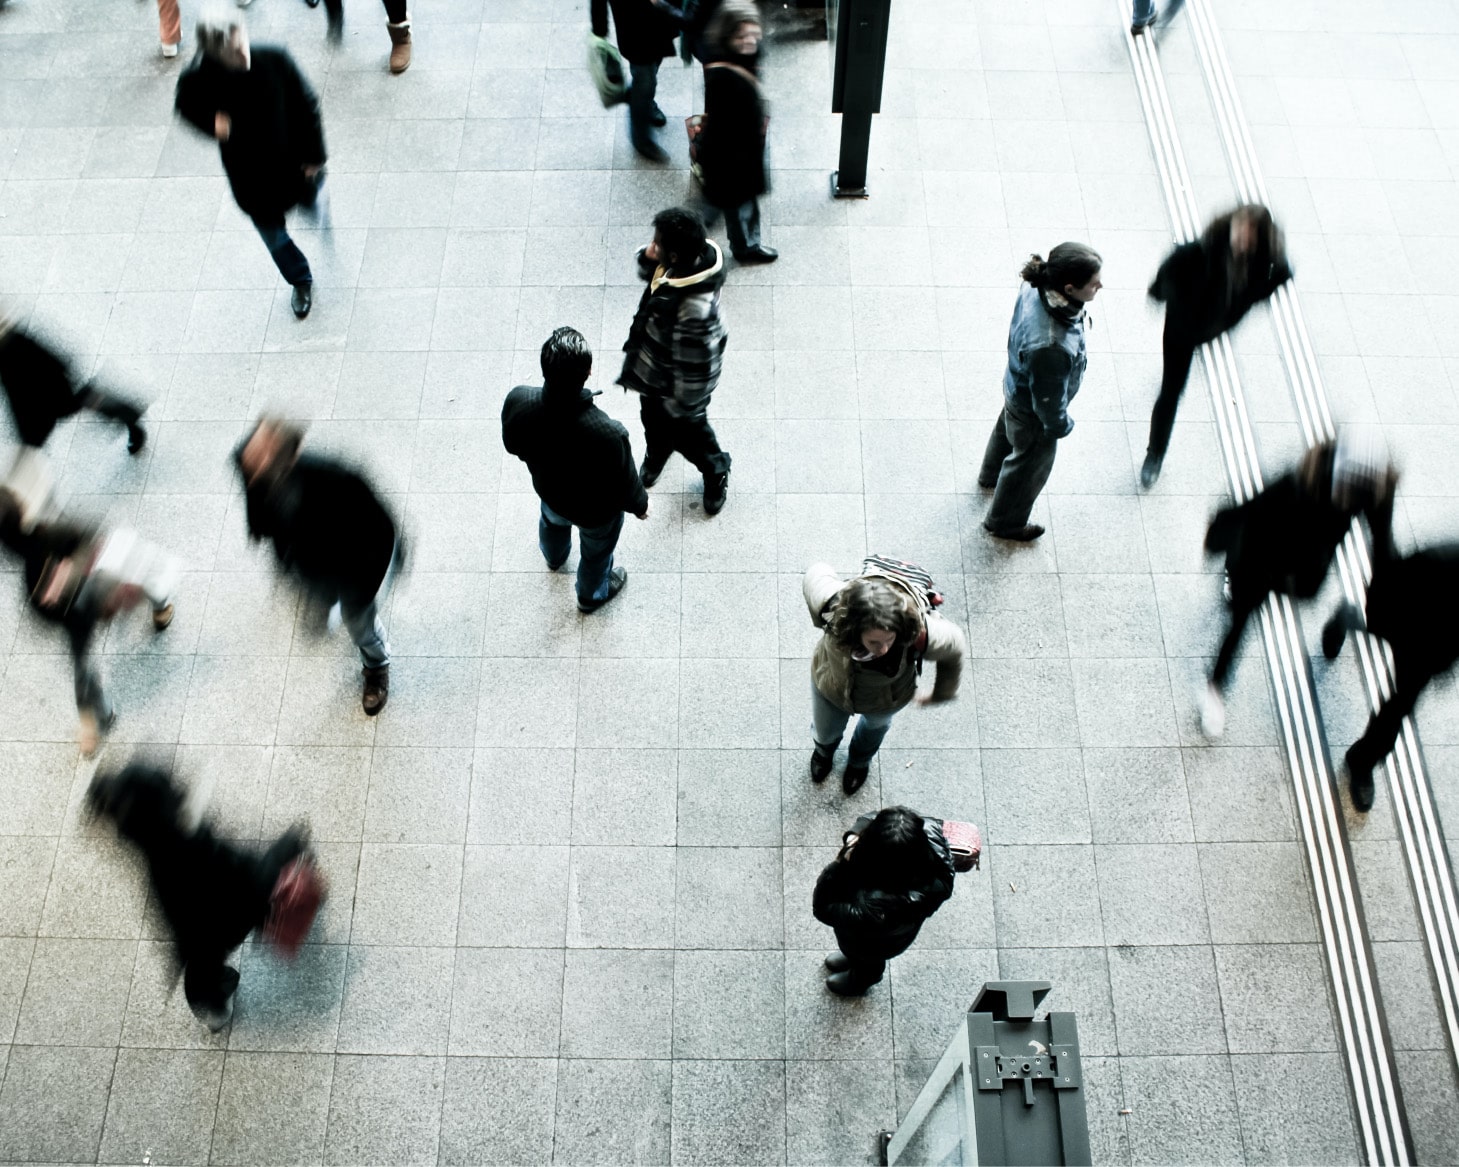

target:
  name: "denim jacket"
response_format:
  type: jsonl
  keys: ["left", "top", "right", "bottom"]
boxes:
{"left": 1002, "top": 282, "right": 1087, "bottom": 439}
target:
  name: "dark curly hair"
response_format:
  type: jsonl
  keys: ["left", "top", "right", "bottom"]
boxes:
{"left": 825, "top": 576, "right": 921, "bottom": 654}
{"left": 1020, "top": 242, "right": 1103, "bottom": 294}
{"left": 652, "top": 207, "right": 709, "bottom": 265}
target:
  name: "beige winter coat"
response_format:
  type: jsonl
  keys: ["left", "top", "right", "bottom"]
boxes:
{"left": 804, "top": 562, "right": 966, "bottom": 715}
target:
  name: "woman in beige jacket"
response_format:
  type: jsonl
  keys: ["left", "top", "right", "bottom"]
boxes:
{"left": 804, "top": 562, "right": 967, "bottom": 794}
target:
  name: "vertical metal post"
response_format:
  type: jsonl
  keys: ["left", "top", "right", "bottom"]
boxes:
{"left": 828, "top": 0, "right": 890, "bottom": 198}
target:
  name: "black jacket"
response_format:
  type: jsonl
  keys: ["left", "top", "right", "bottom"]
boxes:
{"left": 1150, "top": 237, "right": 1291, "bottom": 346}
{"left": 175, "top": 47, "right": 326, "bottom": 219}
{"left": 812, "top": 819, "right": 956, "bottom": 961}
{"left": 591, "top": 0, "right": 678, "bottom": 64}
{"left": 238, "top": 452, "right": 396, "bottom": 606}
{"left": 0, "top": 326, "right": 88, "bottom": 448}
{"left": 1365, "top": 542, "right": 1459, "bottom": 679}
{"left": 0, "top": 508, "right": 104, "bottom": 667}
{"left": 502, "top": 383, "right": 648, "bottom": 528}
{"left": 699, "top": 57, "right": 768, "bottom": 209}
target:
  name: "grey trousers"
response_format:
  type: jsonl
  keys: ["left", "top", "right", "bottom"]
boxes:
{"left": 979, "top": 404, "right": 1060, "bottom": 532}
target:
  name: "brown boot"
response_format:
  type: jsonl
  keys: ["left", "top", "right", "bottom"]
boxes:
{"left": 362, "top": 665, "right": 389, "bottom": 716}
{"left": 387, "top": 18, "right": 411, "bottom": 74}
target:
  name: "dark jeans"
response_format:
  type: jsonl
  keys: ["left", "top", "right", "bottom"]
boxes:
{"left": 1147, "top": 321, "right": 1199, "bottom": 459}
{"left": 979, "top": 402, "right": 1059, "bottom": 532}
{"left": 724, "top": 199, "right": 762, "bottom": 256}
{"left": 640, "top": 396, "right": 732, "bottom": 478}
{"left": 252, "top": 215, "right": 313, "bottom": 287}
{"left": 322, "top": 0, "right": 409, "bottom": 23}
{"left": 539, "top": 502, "right": 625, "bottom": 605}
{"left": 628, "top": 61, "right": 660, "bottom": 144}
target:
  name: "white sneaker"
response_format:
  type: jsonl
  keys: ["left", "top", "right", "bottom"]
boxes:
{"left": 161, "top": 41, "right": 180, "bottom": 58}
{"left": 1200, "top": 682, "right": 1226, "bottom": 739}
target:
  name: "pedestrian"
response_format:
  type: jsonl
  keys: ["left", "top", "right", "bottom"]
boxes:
{"left": 0, "top": 313, "right": 149, "bottom": 456}
{"left": 1322, "top": 507, "right": 1458, "bottom": 812}
{"left": 0, "top": 476, "right": 180, "bottom": 756}
{"left": 234, "top": 416, "right": 398, "bottom": 715}
{"left": 696, "top": 0, "right": 777, "bottom": 264}
{"left": 502, "top": 327, "right": 651, "bottom": 614}
{"left": 617, "top": 207, "right": 733, "bottom": 515}
{"left": 978, "top": 244, "right": 1102, "bottom": 542}
{"left": 175, "top": 6, "right": 328, "bottom": 320}
{"left": 316, "top": 0, "right": 413, "bottom": 72}
{"left": 812, "top": 806, "right": 957, "bottom": 996}
{"left": 1131, "top": 0, "right": 1185, "bottom": 36}
{"left": 1142, "top": 204, "right": 1291, "bottom": 487}
{"left": 157, "top": 0, "right": 183, "bottom": 57}
{"left": 87, "top": 763, "right": 323, "bottom": 1031}
{"left": 590, "top": 0, "right": 679, "bottom": 161}
{"left": 804, "top": 558, "right": 966, "bottom": 794}
{"left": 1201, "top": 437, "right": 1395, "bottom": 740}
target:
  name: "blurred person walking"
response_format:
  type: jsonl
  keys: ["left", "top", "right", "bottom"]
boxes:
{"left": 804, "top": 558, "right": 966, "bottom": 795}
{"left": 1131, "top": 0, "right": 1185, "bottom": 36}
{"left": 617, "top": 207, "right": 733, "bottom": 515}
{"left": 0, "top": 313, "right": 148, "bottom": 456}
{"left": 88, "top": 763, "right": 324, "bottom": 1031}
{"left": 316, "top": 0, "right": 413, "bottom": 72}
{"left": 234, "top": 416, "right": 398, "bottom": 715}
{"left": 1142, "top": 204, "right": 1291, "bottom": 487}
{"left": 176, "top": 7, "right": 328, "bottom": 320}
{"left": 978, "top": 244, "right": 1102, "bottom": 542}
{"left": 1201, "top": 437, "right": 1395, "bottom": 741}
{"left": 591, "top": 0, "right": 679, "bottom": 161}
{"left": 695, "top": 1, "right": 776, "bottom": 264}
{"left": 812, "top": 806, "right": 956, "bottom": 996}
{"left": 502, "top": 327, "right": 650, "bottom": 614}
{"left": 158, "top": 0, "right": 183, "bottom": 57}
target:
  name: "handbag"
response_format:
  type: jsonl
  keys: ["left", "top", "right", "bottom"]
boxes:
{"left": 939, "top": 819, "right": 983, "bottom": 872}
{"left": 587, "top": 33, "right": 629, "bottom": 108}
{"left": 262, "top": 853, "right": 328, "bottom": 958}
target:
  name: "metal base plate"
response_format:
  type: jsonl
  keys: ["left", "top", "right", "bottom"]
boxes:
{"left": 830, "top": 170, "right": 869, "bottom": 199}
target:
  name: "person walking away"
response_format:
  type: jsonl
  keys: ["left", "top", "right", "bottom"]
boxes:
{"left": 234, "top": 416, "right": 398, "bottom": 714}
{"left": 1201, "top": 436, "right": 1394, "bottom": 741}
{"left": 978, "top": 244, "right": 1102, "bottom": 542}
{"left": 813, "top": 806, "right": 956, "bottom": 995}
{"left": 697, "top": 1, "right": 776, "bottom": 264}
{"left": 157, "top": 0, "right": 182, "bottom": 57}
{"left": 176, "top": 7, "right": 328, "bottom": 320}
{"left": 804, "top": 558, "right": 966, "bottom": 794}
{"left": 0, "top": 312, "right": 148, "bottom": 456}
{"left": 618, "top": 207, "right": 733, "bottom": 514}
{"left": 1142, "top": 204, "right": 1291, "bottom": 487}
{"left": 87, "top": 763, "right": 323, "bottom": 1031}
{"left": 502, "top": 327, "right": 650, "bottom": 613}
{"left": 591, "top": 0, "right": 679, "bottom": 161}
{"left": 317, "top": 0, "right": 413, "bottom": 72}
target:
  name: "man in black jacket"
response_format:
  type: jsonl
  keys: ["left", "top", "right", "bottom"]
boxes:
{"left": 175, "top": 10, "right": 327, "bottom": 320}
{"left": 235, "top": 417, "right": 397, "bottom": 714}
{"left": 503, "top": 327, "right": 649, "bottom": 614}
{"left": 590, "top": 0, "right": 678, "bottom": 161}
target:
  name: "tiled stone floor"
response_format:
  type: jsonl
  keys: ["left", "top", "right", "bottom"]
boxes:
{"left": 0, "top": 0, "right": 1453, "bottom": 1162}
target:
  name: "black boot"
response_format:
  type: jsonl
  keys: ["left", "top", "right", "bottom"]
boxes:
{"left": 703, "top": 471, "right": 729, "bottom": 516}
{"left": 810, "top": 748, "right": 834, "bottom": 783}
{"left": 640, "top": 457, "right": 665, "bottom": 489}
{"left": 842, "top": 762, "right": 869, "bottom": 795}
{"left": 824, "top": 951, "right": 850, "bottom": 972}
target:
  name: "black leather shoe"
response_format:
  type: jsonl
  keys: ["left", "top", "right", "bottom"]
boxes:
{"left": 826, "top": 971, "right": 871, "bottom": 997}
{"left": 703, "top": 471, "right": 729, "bottom": 515}
{"left": 1347, "top": 747, "right": 1376, "bottom": 812}
{"left": 632, "top": 137, "right": 669, "bottom": 163}
{"left": 127, "top": 425, "right": 147, "bottom": 454}
{"left": 842, "top": 763, "right": 869, "bottom": 795}
{"left": 984, "top": 522, "right": 1044, "bottom": 542}
{"left": 650, "top": 104, "right": 667, "bottom": 127}
{"left": 640, "top": 459, "right": 665, "bottom": 489}
{"left": 810, "top": 749, "right": 834, "bottom": 783}
{"left": 291, "top": 282, "right": 313, "bottom": 319}
{"left": 735, "top": 245, "right": 778, "bottom": 264}
{"left": 824, "top": 951, "right": 850, "bottom": 972}
{"left": 1322, "top": 605, "right": 1358, "bottom": 660}
{"left": 579, "top": 567, "right": 628, "bottom": 613}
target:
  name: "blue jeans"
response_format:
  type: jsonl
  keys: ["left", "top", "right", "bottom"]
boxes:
{"left": 252, "top": 216, "right": 312, "bottom": 286}
{"left": 724, "top": 199, "right": 762, "bottom": 257}
{"left": 539, "top": 502, "right": 624, "bottom": 605}
{"left": 811, "top": 682, "right": 897, "bottom": 767}
{"left": 1132, "top": 0, "right": 1184, "bottom": 25}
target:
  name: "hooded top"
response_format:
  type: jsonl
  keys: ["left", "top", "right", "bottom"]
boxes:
{"left": 501, "top": 381, "right": 649, "bottom": 528}
{"left": 617, "top": 242, "right": 728, "bottom": 415}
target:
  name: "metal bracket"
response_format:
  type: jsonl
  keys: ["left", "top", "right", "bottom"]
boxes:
{"left": 974, "top": 1044, "right": 1082, "bottom": 1107}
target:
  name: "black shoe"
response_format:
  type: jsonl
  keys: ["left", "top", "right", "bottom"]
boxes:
{"left": 842, "top": 762, "right": 869, "bottom": 795}
{"left": 810, "top": 749, "right": 834, "bottom": 783}
{"left": 650, "top": 104, "right": 667, "bottom": 127}
{"left": 291, "top": 282, "right": 313, "bottom": 319}
{"left": 1322, "top": 615, "right": 1348, "bottom": 661}
{"left": 127, "top": 424, "right": 147, "bottom": 455}
{"left": 984, "top": 522, "right": 1044, "bottom": 542}
{"left": 703, "top": 471, "right": 729, "bottom": 516}
{"left": 824, "top": 951, "right": 850, "bottom": 972}
{"left": 1140, "top": 452, "right": 1162, "bottom": 489}
{"left": 305, "top": 0, "right": 321, "bottom": 6}
{"left": 735, "top": 245, "right": 778, "bottom": 264}
{"left": 579, "top": 566, "right": 628, "bottom": 613}
{"left": 640, "top": 458, "right": 665, "bottom": 489}
{"left": 1131, "top": 20, "right": 1151, "bottom": 35}
{"left": 1347, "top": 747, "right": 1376, "bottom": 812}
{"left": 362, "top": 665, "right": 389, "bottom": 716}
{"left": 632, "top": 137, "right": 669, "bottom": 163}
{"left": 976, "top": 476, "right": 997, "bottom": 490}
{"left": 545, "top": 555, "right": 568, "bottom": 572}
{"left": 826, "top": 971, "right": 872, "bottom": 997}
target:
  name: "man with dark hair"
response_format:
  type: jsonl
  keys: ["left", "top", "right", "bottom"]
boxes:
{"left": 590, "top": 0, "right": 678, "bottom": 161}
{"left": 617, "top": 208, "right": 733, "bottom": 515}
{"left": 503, "top": 327, "right": 650, "bottom": 613}
{"left": 234, "top": 416, "right": 398, "bottom": 714}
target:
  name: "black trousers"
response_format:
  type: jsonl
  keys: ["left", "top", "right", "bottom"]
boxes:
{"left": 323, "top": 0, "right": 409, "bottom": 23}
{"left": 1147, "top": 321, "right": 1199, "bottom": 459}
{"left": 1347, "top": 651, "right": 1433, "bottom": 772}
{"left": 640, "top": 396, "right": 731, "bottom": 478}
{"left": 979, "top": 402, "right": 1059, "bottom": 532}
{"left": 1211, "top": 593, "right": 1261, "bottom": 690}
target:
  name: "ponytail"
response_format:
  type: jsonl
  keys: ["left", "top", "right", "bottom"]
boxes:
{"left": 1020, "top": 242, "right": 1102, "bottom": 294}
{"left": 1020, "top": 254, "right": 1049, "bottom": 287}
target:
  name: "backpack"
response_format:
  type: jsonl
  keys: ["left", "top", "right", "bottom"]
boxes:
{"left": 860, "top": 554, "right": 943, "bottom": 664}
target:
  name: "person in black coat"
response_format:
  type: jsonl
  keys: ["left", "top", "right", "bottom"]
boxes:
{"left": 1200, "top": 438, "right": 1395, "bottom": 741}
{"left": 175, "top": 10, "right": 327, "bottom": 320}
{"left": 502, "top": 327, "right": 650, "bottom": 614}
{"left": 87, "top": 763, "right": 311, "bottom": 1031}
{"left": 591, "top": 0, "right": 679, "bottom": 161}
{"left": 0, "top": 314, "right": 148, "bottom": 455}
{"left": 697, "top": 1, "right": 776, "bottom": 264}
{"left": 234, "top": 416, "right": 398, "bottom": 715}
{"left": 812, "top": 806, "right": 956, "bottom": 996}
{"left": 1143, "top": 204, "right": 1292, "bottom": 487}
{"left": 1322, "top": 513, "right": 1459, "bottom": 812}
